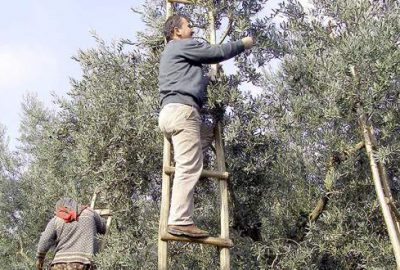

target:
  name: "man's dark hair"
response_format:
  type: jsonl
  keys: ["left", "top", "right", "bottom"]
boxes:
{"left": 164, "top": 14, "right": 190, "bottom": 42}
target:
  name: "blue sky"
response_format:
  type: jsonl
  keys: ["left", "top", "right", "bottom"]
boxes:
{"left": 0, "top": 0, "right": 145, "bottom": 148}
{"left": 0, "top": 0, "right": 298, "bottom": 149}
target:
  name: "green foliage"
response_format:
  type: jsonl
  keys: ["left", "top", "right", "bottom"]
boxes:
{"left": 0, "top": 126, "right": 28, "bottom": 268}
{"left": 0, "top": 0, "right": 399, "bottom": 269}
{"left": 255, "top": 0, "right": 400, "bottom": 268}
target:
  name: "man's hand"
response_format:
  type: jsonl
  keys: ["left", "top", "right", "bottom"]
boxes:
{"left": 241, "top": 37, "right": 254, "bottom": 49}
{"left": 36, "top": 258, "right": 44, "bottom": 270}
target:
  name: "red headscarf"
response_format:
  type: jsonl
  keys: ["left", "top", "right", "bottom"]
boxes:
{"left": 54, "top": 198, "right": 88, "bottom": 223}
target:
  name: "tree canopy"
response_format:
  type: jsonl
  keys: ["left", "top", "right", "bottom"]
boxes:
{"left": 0, "top": 0, "right": 399, "bottom": 269}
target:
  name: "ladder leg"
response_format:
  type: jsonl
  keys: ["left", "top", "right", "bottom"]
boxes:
{"left": 90, "top": 188, "right": 112, "bottom": 251}
{"left": 207, "top": 4, "right": 231, "bottom": 267}
{"left": 215, "top": 122, "right": 230, "bottom": 270}
{"left": 159, "top": 137, "right": 172, "bottom": 270}
{"left": 160, "top": 3, "right": 173, "bottom": 269}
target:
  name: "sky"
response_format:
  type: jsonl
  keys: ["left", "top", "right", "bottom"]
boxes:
{"left": 0, "top": 0, "right": 146, "bottom": 149}
{"left": 0, "top": 0, "right": 310, "bottom": 150}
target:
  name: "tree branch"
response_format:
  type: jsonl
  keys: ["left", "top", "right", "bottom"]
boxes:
{"left": 167, "top": 0, "right": 194, "bottom": 4}
{"left": 219, "top": 15, "right": 234, "bottom": 44}
{"left": 308, "top": 141, "right": 365, "bottom": 222}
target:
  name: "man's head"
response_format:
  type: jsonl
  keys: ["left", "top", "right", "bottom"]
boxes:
{"left": 55, "top": 197, "right": 79, "bottom": 212}
{"left": 164, "top": 14, "right": 193, "bottom": 42}
{"left": 54, "top": 197, "right": 87, "bottom": 222}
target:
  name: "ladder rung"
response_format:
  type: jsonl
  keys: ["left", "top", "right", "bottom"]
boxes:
{"left": 161, "top": 233, "right": 233, "bottom": 248}
{"left": 164, "top": 166, "right": 229, "bottom": 180}
{"left": 95, "top": 209, "right": 112, "bottom": 217}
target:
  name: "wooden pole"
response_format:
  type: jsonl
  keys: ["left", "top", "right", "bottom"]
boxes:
{"left": 208, "top": 7, "right": 218, "bottom": 81}
{"left": 158, "top": 137, "right": 172, "bottom": 270}
{"left": 90, "top": 188, "right": 99, "bottom": 209}
{"left": 168, "top": 0, "right": 193, "bottom": 4}
{"left": 159, "top": 2, "right": 174, "bottom": 269}
{"left": 208, "top": 3, "right": 230, "bottom": 269}
{"left": 215, "top": 123, "right": 231, "bottom": 270}
{"left": 360, "top": 115, "right": 400, "bottom": 268}
{"left": 367, "top": 124, "right": 400, "bottom": 233}
{"left": 364, "top": 118, "right": 400, "bottom": 241}
{"left": 166, "top": 0, "right": 173, "bottom": 18}
{"left": 350, "top": 65, "right": 400, "bottom": 268}
{"left": 90, "top": 189, "right": 112, "bottom": 251}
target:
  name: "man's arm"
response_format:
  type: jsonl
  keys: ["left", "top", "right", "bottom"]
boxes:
{"left": 93, "top": 210, "right": 107, "bottom": 235}
{"left": 36, "top": 218, "right": 57, "bottom": 269}
{"left": 181, "top": 37, "right": 253, "bottom": 64}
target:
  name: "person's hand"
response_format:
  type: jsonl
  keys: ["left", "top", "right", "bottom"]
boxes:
{"left": 36, "top": 258, "right": 44, "bottom": 270}
{"left": 241, "top": 37, "right": 254, "bottom": 49}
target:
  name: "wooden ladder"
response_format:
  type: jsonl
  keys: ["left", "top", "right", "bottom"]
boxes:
{"left": 90, "top": 188, "right": 112, "bottom": 249}
{"left": 158, "top": 2, "right": 232, "bottom": 269}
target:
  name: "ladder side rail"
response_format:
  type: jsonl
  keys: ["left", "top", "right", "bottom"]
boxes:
{"left": 208, "top": 3, "right": 230, "bottom": 269}
{"left": 158, "top": 137, "right": 173, "bottom": 270}
{"left": 90, "top": 188, "right": 99, "bottom": 209}
{"left": 215, "top": 122, "right": 230, "bottom": 270}
{"left": 159, "top": 1, "right": 174, "bottom": 268}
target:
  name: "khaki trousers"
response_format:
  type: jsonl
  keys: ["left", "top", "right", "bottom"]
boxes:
{"left": 159, "top": 103, "right": 213, "bottom": 225}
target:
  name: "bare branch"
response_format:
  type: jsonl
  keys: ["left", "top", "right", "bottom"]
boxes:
{"left": 219, "top": 15, "right": 234, "bottom": 44}
{"left": 167, "top": 0, "right": 194, "bottom": 4}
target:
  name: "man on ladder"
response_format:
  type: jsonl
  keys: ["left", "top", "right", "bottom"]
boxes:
{"left": 158, "top": 14, "right": 253, "bottom": 238}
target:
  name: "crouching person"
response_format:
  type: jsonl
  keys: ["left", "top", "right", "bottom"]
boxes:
{"left": 36, "top": 198, "right": 106, "bottom": 270}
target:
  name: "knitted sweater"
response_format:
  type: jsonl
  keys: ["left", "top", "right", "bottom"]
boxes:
{"left": 37, "top": 208, "right": 106, "bottom": 265}
{"left": 159, "top": 38, "right": 245, "bottom": 109}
